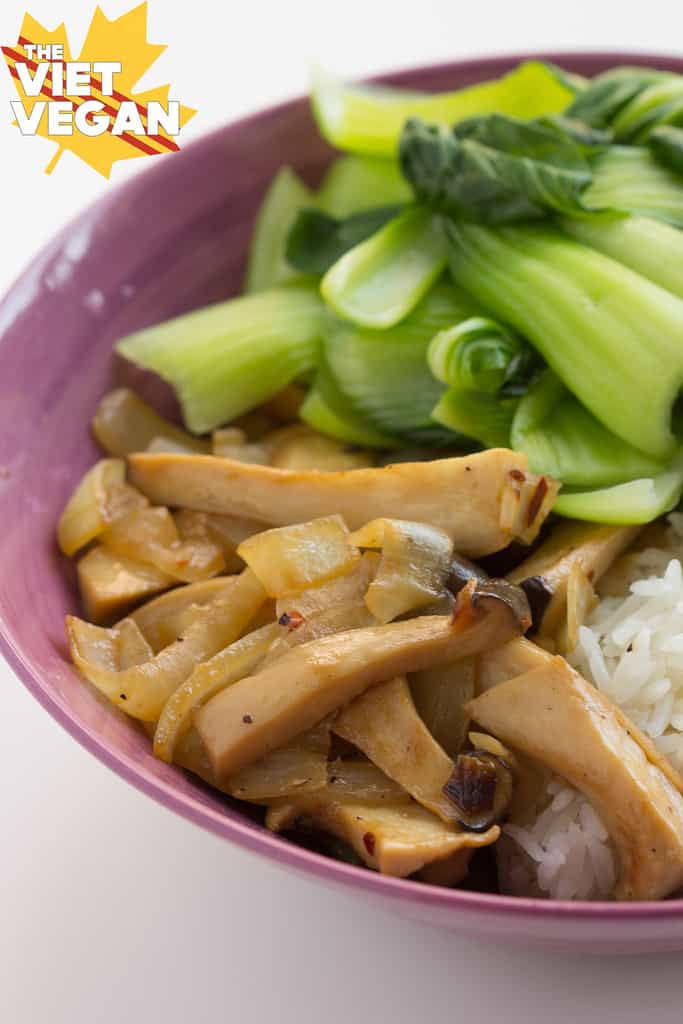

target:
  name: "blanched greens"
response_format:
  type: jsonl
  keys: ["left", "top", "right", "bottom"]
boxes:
{"left": 323, "top": 284, "right": 479, "bottom": 446}
{"left": 311, "top": 60, "right": 576, "bottom": 158}
{"left": 399, "top": 114, "right": 610, "bottom": 224}
{"left": 443, "top": 219, "right": 683, "bottom": 460}
{"left": 115, "top": 58, "right": 683, "bottom": 526}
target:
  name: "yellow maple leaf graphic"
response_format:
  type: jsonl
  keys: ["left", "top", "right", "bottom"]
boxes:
{"left": 2, "top": 3, "right": 197, "bottom": 178}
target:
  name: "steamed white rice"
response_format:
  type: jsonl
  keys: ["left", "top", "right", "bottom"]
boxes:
{"left": 502, "top": 514, "right": 683, "bottom": 900}
{"left": 502, "top": 778, "right": 616, "bottom": 900}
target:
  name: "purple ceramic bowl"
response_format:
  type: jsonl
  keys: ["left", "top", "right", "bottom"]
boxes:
{"left": 3, "top": 51, "right": 683, "bottom": 954}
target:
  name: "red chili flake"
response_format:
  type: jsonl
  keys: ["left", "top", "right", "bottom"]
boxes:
{"left": 278, "top": 610, "right": 305, "bottom": 631}
{"left": 527, "top": 476, "right": 549, "bottom": 527}
{"left": 242, "top": 714, "right": 253, "bottom": 724}
{"left": 362, "top": 832, "right": 376, "bottom": 856}
{"left": 509, "top": 468, "right": 526, "bottom": 483}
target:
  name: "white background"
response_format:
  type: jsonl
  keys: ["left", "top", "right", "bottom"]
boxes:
{"left": 1, "top": 2, "right": 682, "bottom": 1021}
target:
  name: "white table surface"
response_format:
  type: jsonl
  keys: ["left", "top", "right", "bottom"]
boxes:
{"left": 2, "top": 2, "right": 682, "bottom": 1021}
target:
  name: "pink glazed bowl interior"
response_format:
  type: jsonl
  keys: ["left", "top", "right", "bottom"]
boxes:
{"left": 3, "top": 52, "right": 683, "bottom": 954}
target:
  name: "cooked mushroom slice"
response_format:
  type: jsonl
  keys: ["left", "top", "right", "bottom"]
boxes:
{"left": 224, "top": 720, "right": 332, "bottom": 802}
{"left": 128, "top": 449, "right": 558, "bottom": 557}
{"left": 466, "top": 657, "right": 683, "bottom": 900}
{"left": 417, "top": 848, "right": 476, "bottom": 887}
{"left": 478, "top": 637, "right": 552, "bottom": 692}
{"left": 77, "top": 546, "right": 175, "bottom": 624}
{"left": 237, "top": 515, "right": 360, "bottom": 597}
{"left": 266, "top": 767, "right": 500, "bottom": 878}
{"left": 67, "top": 568, "right": 266, "bottom": 722}
{"left": 477, "top": 638, "right": 683, "bottom": 797}
{"left": 195, "top": 579, "right": 530, "bottom": 780}
{"left": 153, "top": 622, "right": 279, "bottom": 762}
{"left": 410, "top": 658, "right": 476, "bottom": 758}
{"left": 333, "top": 677, "right": 457, "bottom": 823}
{"left": 349, "top": 519, "right": 453, "bottom": 623}
{"left": 125, "top": 577, "right": 238, "bottom": 652}
{"left": 92, "top": 388, "right": 210, "bottom": 457}
{"left": 509, "top": 520, "right": 641, "bottom": 639}
{"left": 443, "top": 750, "right": 514, "bottom": 832}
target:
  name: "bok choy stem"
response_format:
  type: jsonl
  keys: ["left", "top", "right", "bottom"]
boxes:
{"left": 584, "top": 146, "right": 683, "bottom": 227}
{"left": 300, "top": 363, "right": 401, "bottom": 448}
{"left": 116, "top": 287, "right": 325, "bottom": 434}
{"left": 561, "top": 215, "right": 683, "bottom": 301}
{"left": 321, "top": 207, "right": 448, "bottom": 329}
{"left": 511, "top": 370, "right": 666, "bottom": 487}
{"left": 245, "top": 167, "right": 316, "bottom": 292}
{"left": 443, "top": 219, "right": 683, "bottom": 459}
{"left": 310, "top": 61, "right": 575, "bottom": 158}
{"left": 554, "top": 460, "right": 683, "bottom": 525}
{"left": 323, "top": 283, "right": 479, "bottom": 446}
{"left": 317, "top": 155, "right": 412, "bottom": 216}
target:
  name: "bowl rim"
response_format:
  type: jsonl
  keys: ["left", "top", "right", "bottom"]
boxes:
{"left": 3, "top": 48, "right": 683, "bottom": 923}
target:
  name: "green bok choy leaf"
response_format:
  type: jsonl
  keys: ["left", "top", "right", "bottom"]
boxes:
{"left": 321, "top": 206, "right": 448, "bottom": 328}
{"left": 286, "top": 205, "right": 402, "bottom": 275}
{"left": 323, "top": 283, "right": 479, "bottom": 446}
{"left": 443, "top": 219, "right": 683, "bottom": 460}
{"left": 554, "top": 459, "right": 683, "bottom": 525}
{"left": 399, "top": 114, "right": 610, "bottom": 224}
{"left": 116, "top": 287, "right": 325, "bottom": 434}
{"left": 245, "top": 167, "right": 316, "bottom": 292}
{"left": 310, "top": 60, "right": 575, "bottom": 158}
{"left": 561, "top": 214, "right": 683, "bottom": 300}
{"left": 511, "top": 370, "right": 666, "bottom": 487}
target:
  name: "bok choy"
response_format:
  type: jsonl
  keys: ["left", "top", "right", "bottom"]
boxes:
{"left": 310, "top": 61, "right": 576, "bottom": 158}
{"left": 510, "top": 370, "right": 666, "bottom": 487}
{"left": 427, "top": 317, "right": 541, "bottom": 448}
{"left": 116, "top": 287, "right": 325, "bottom": 433}
{"left": 323, "top": 283, "right": 479, "bottom": 445}
{"left": 320, "top": 207, "right": 448, "bottom": 328}
{"left": 442, "top": 219, "right": 683, "bottom": 459}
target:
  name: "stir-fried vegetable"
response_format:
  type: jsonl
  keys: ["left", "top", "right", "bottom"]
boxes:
{"left": 321, "top": 206, "right": 448, "bottom": 328}
{"left": 245, "top": 166, "right": 316, "bottom": 292}
{"left": 67, "top": 568, "right": 266, "bottom": 721}
{"left": 117, "top": 287, "right": 326, "bottom": 433}
{"left": 310, "top": 60, "right": 576, "bottom": 157}
{"left": 348, "top": 517, "right": 453, "bottom": 622}
{"left": 59, "top": 58, "right": 683, "bottom": 902}
{"left": 58, "top": 458, "right": 128, "bottom": 556}
{"left": 237, "top": 515, "right": 360, "bottom": 596}
{"left": 443, "top": 220, "right": 683, "bottom": 460}
{"left": 333, "top": 676, "right": 458, "bottom": 822}
{"left": 128, "top": 449, "right": 556, "bottom": 556}
{"left": 561, "top": 214, "right": 683, "bottom": 300}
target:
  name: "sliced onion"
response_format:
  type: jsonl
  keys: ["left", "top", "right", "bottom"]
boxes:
{"left": 349, "top": 518, "right": 453, "bottom": 623}
{"left": 238, "top": 514, "right": 360, "bottom": 597}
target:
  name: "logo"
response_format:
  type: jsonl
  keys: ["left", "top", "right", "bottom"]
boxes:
{"left": 2, "top": 3, "right": 196, "bottom": 178}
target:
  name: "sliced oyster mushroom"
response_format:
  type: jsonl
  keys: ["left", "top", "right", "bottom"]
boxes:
{"left": 466, "top": 657, "right": 683, "bottom": 899}
{"left": 195, "top": 578, "right": 530, "bottom": 780}
{"left": 128, "top": 449, "right": 557, "bottom": 557}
